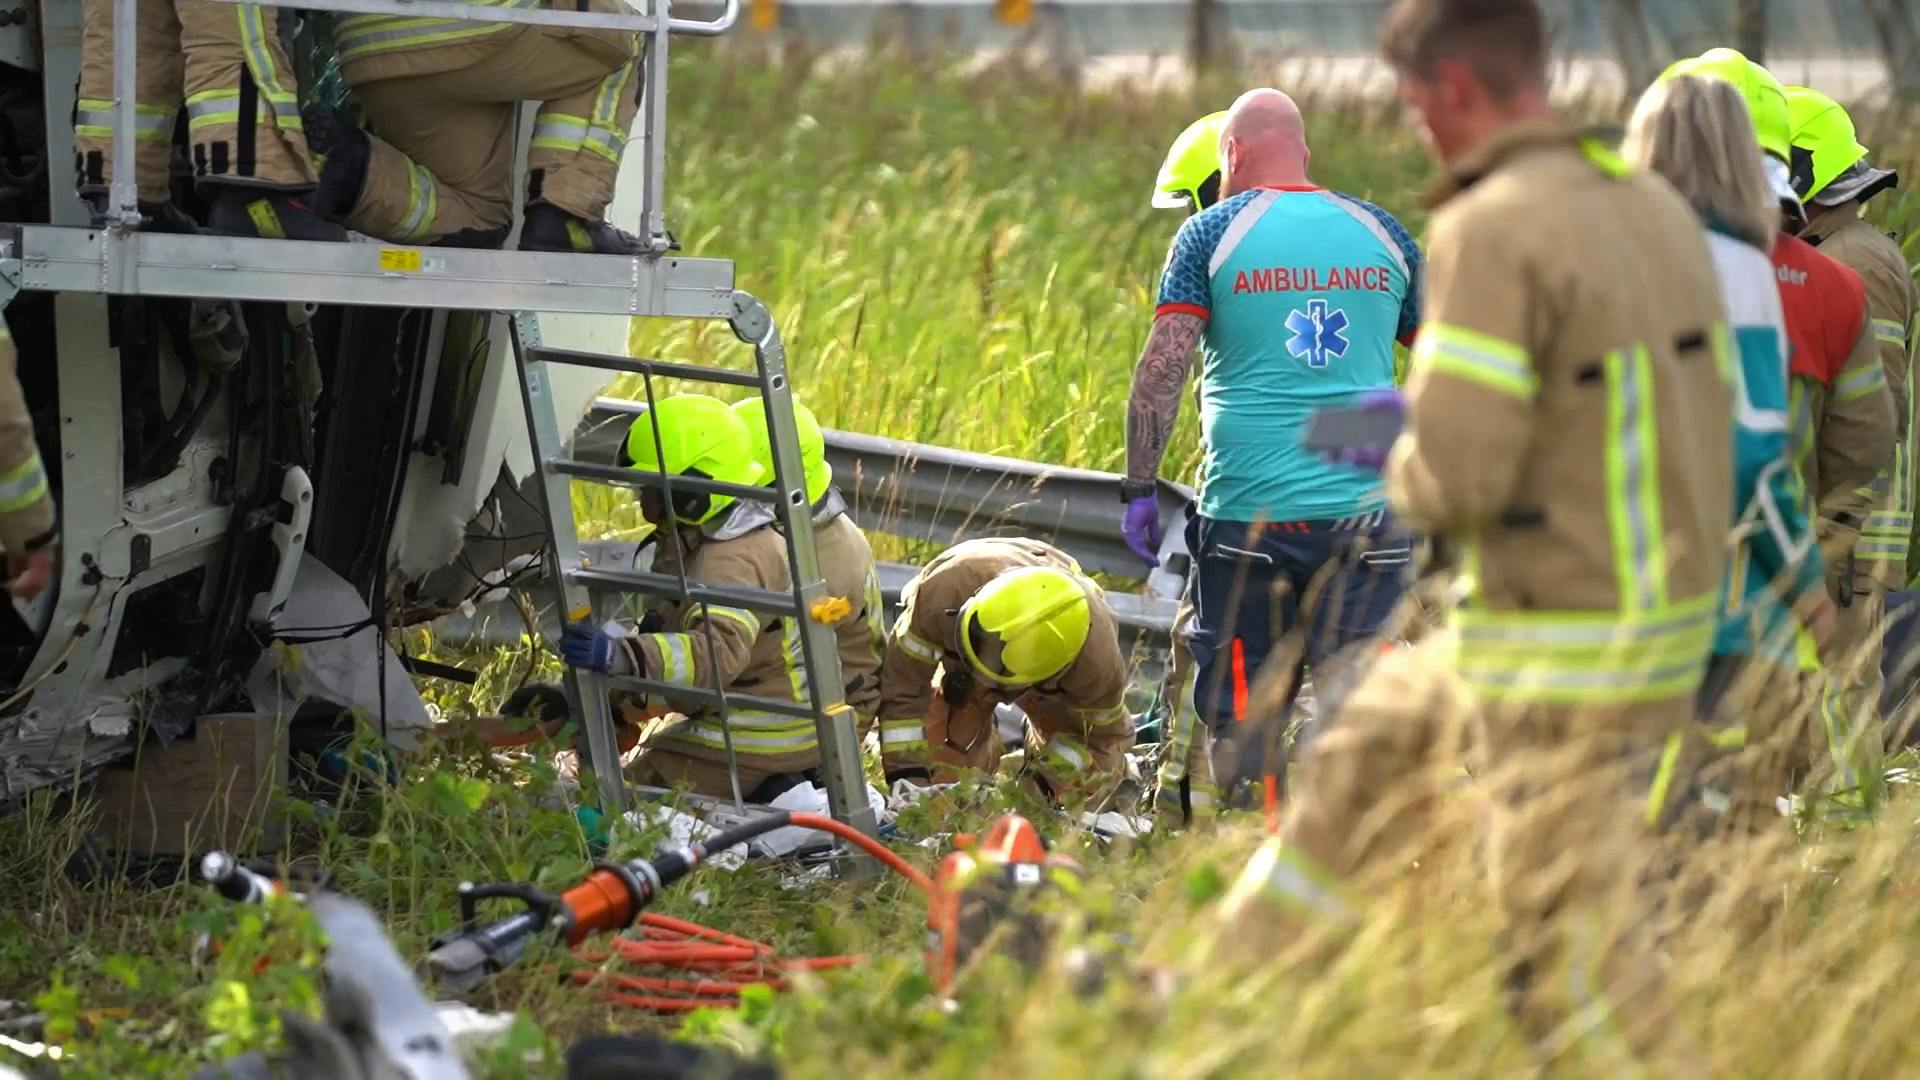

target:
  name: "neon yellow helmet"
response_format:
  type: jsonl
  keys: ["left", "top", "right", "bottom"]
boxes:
{"left": 1661, "top": 48, "right": 1790, "bottom": 161}
{"left": 731, "top": 396, "right": 830, "bottom": 506}
{"left": 620, "top": 393, "right": 765, "bottom": 525}
{"left": 1153, "top": 111, "right": 1228, "bottom": 211}
{"left": 957, "top": 566, "right": 1092, "bottom": 688}
{"left": 1785, "top": 86, "right": 1883, "bottom": 204}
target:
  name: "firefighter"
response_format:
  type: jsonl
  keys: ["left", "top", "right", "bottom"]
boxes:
{"left": 75, "top": 0, "right": 343, "bottom": 239}
{"left": 1665, "top": 51, "right": 1896, "bottom": 810}
{"left": 1622, "top": 72, "right": 1833, "bottom": 833}
{"left": 303, "top": 0, "right": 648, "bottom": 253}
{"left": 1123, "top": 88, "right": 1419, "bottom": 801}
{"left": 560, "top": 394, "right": 827, "bottom": 800}
{"left": 728, "top": 397, "right": 884, "bottom": 731}
{"left": 1219, "top": 0, "right": 1730, "bottom": 1065}
{"left": 1143, "top": 111, "right": 1229, "bottom": 824}
{"left": 1786, "top": 86, "right": 1918, "bottom": 749}
{"left": 0, "top": 324, "right": 54, "bottom": 601}
{"left": 876, "top": 537, "right": 1134, "bottom": 803}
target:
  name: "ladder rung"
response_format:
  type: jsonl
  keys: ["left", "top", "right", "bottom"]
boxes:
{"left": 550, "top": 458, "right": 781, "bottom": 505}
{"left": 527, "top": 347, "right": 763, "bottom": 389}
{"left": 601, "top": 676, "right": 819, "bottom": 723}
{"left": 570, "top": 566, "right": 802, "bottom": 620}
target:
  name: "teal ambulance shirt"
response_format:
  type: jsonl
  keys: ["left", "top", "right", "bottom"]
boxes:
{"left": 1156, "top": 185, "right": 1423, "bottom": 523}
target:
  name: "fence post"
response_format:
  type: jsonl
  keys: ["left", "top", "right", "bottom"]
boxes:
{"left": 1189, "top": 0, "right": 1215, "bottom": 71}
{"left": 1601, "top": 0, "right": 1659, "bottom": 99}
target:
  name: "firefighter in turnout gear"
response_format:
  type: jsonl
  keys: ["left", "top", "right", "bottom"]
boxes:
{"left": 877, "top": 538, "right": 1135, "bottom": 801}
{"left": 559, "top": 394, "right": 828, "bottom": 800}
{"left": 303, "top": 0, "right": 648, "bottom": 253}
{"left": 0, "top": 323, "right": 55, "bottom": 601}
{"left": 1788, "top": 86, "right": 1917, "bottom": 759}
{"left": 75, "top": 0, "right": 344, "bottom": 239}
{"left": 729, "top": 397, "right": 885, "bottom": 729}
{"left": 1218, "top": 0, "right": 1732, "bottom": 1066}
{"left": 1144, "top": 112, "right": 1227, "bottom": 823}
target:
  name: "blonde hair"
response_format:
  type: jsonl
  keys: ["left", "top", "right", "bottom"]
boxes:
{"left": 1622, "top": 74, "right": 1778, "bottom": 252}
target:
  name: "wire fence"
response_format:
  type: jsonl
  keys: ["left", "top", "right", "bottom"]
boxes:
{"left": 711, "top": 0, "right": 1918, "bottom": 101}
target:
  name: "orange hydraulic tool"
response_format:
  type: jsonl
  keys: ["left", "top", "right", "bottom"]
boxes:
{"left": 926, "top": 815, "right": 1083, "bottom": 991}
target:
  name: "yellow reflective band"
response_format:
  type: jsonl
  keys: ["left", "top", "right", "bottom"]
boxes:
{"left": 879, "top": 718, "right": 927, "bottom": 748}
{"left": 1645, "top": 730, "right": 1683, "bottom": 827}
{"left": 1873, "top": 318, "right": 1907, "bottom": 346}
{"left": 1604, "top": 345, "right": 1668, "bottom": 612}
{"left": 780, "top": 619, "right": 810, "bottom": 707}
{"left": 531, "top": 112, "right": 589, "bottom": 154}
{"left": 1038, "top": 733, "right": 1091, "bottom": 774}
{"left": 0, "top": 453, "right": 48, "bottom": 514}
{"left": 1834, "top": 359, "right": 1888, "bottom": 403}
{"left": 1412, "top": 322, "right": 1537, "bottom": 400}
{"left": 666, "top": 715, "right": 820, "bottom": 753}
{"left": 895, "top": 622, "right": 940, "bottom": 664}
{"left": 397, "top": 159, "right": 438, "bottom": 242}
{"left": 1241, "top": 839, "right": 1359, "bottom": 925}
{"left": 688, "top": 604, "right": 760, "bottom": 638}
{"left": 585, "top": 61, "right": 636, "bottom": 164}
{"left": 1816, "top": 680, "right": 1861, "bottom": 793}
{"left": 331, "top": 0, "right": 533, "bottom": 62}
{"left": 1788, "top": 380, "right": 1814, "bottom": 469}
{"left": 75, "top": 100, "right": 174, "bottom": 141}
{"left": 1450, "top": 595, "right": 1718, "bottom": 705}
{"left": 642, "top": 632, "right": 694, "bottom": 685}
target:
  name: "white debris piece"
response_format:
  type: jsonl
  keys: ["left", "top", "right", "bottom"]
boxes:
{"left": 616, "top": 805, "right": 747, "bottom": 871}
{"left": 749, "top": 782, "right": 889, "bottom": 858}
{"left": 433, "top": 1002, "right": 520, "bottom": 1058}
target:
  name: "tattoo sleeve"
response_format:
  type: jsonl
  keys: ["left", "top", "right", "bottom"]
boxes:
{"left": 1125, "top": 312, "right": 1205, "bottom": 486}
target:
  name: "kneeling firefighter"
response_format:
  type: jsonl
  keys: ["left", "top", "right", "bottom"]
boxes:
{"left": 728, "top": 396, "right": 886, "bottom": 741}
{"left": 558, "top": 393, "right": 833, "bottom": 801}
{"left": 877, "top": 537, "right": 1136, "bottom": 803}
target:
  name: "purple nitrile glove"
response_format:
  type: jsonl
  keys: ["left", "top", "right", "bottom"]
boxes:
{"left": 1316, "top": 388, "right": 1406, "bottom": 474}
{"left": 1122, "top": 496, "right": 1164, "bottom": 567}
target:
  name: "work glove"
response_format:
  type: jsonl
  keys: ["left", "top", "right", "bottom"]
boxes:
{"left": 1314, "top": 388, "right": 1406, "bottom": 473}
{"left": 1122, "top": 495, "right": 1163, "bottom": 567}
{"left": 560, "top": 620, "right": 643, "bottom": 678}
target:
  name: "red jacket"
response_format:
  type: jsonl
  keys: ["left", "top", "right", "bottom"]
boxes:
{"left": 1772, "top": 230, "right": 1895, "bottom": 541}
{"left": 1775, "top": 232, "right": 1867, "bottom": 386}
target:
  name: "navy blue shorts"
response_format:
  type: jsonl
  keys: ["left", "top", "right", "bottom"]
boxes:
{"left": 1185, "top": 511, "right": 1410, "bottom": 737}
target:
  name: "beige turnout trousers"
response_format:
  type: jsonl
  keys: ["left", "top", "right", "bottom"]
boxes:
{"left": 77, "top": 0, "right": 315, "bottom": 199}
{"left": 1217, "top": 643, "right": 1707, "bottom": 1069}
{"left": 337, "top": 1, "right": 640, "bottom": 244}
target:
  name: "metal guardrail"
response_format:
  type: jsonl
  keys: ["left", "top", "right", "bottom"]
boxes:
{"left": 435, "top": 397, "right": 1191, "bottom": 652}
{"left": 578, "top": 396, "right": 1194, "bottom": 597}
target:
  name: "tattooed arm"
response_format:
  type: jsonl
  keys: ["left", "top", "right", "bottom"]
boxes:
{"left": 1125, "top": 312, "right": 1206, "bottom": 486}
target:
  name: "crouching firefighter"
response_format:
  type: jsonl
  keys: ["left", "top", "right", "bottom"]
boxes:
{"left": 729, "top": 395, "right": 886, "bottom": 744}
{"left": 1214, "top": 0, "right": 1733, "bottom": 1068}
{"left": 555, "top": 394, "right": 835, "bottom": 802}
{"left": 877, "top": 538, "right": 1136, "bottom": 804}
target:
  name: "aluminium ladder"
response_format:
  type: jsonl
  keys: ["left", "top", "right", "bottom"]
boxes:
{"left": 4, "top": 0, "right": 879, "bottom": 854}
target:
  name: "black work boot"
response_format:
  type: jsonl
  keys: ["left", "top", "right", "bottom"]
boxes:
{"left": 205, "top": 187, "right": 348, "bottom": 242}
{"left": 302, "top": 104, "right": 370, "bottom": 223}
{"left": 435, "top": 227, "right": 509, "bottom": 250}
{"left": 518, "top": 201, "right": 650, "bottom": 255}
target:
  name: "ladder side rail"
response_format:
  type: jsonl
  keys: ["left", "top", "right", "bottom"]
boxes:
{"left": 730, "top": 293, "right": 877, "bottom": 855}
{"left": 510, "top": 315, "right": 629, "bottom": 814}
{"left": 107, "top": 0, "right": 139, "bottom": 228}
{"left": 636, "top": 0, "right": 670, "bottom": 248}
{"left": 552, "top": 458, "right": 770, "bottom": 502}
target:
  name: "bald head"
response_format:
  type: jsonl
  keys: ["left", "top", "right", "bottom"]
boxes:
{"left": 1220, "top": 89, "right": 1311, "bottom": 196}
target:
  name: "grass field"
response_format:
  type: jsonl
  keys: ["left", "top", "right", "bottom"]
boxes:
{"left": 9, "top": 47, "right": 1920, "bottom": 1078}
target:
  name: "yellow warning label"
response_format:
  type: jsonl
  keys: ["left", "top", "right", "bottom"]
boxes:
{"left": 378, "top": 248, "right": 423, "bottom": 273}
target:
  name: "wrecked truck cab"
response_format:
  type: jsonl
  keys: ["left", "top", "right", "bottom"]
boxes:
{"left": 0, "top": 5, "right": 638, "bottom": 804}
